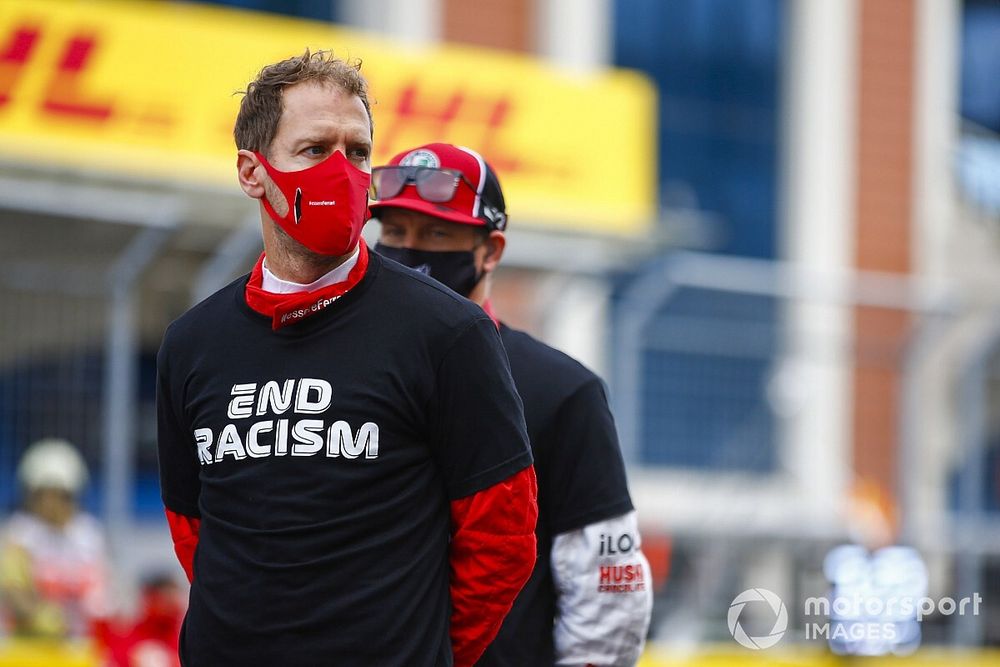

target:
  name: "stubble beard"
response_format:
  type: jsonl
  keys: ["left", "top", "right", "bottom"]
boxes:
{"left": 261, "top": 178, "right": 352, "bottom": 281}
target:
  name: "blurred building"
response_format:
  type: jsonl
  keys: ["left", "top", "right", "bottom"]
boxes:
{"left": 2, "top": 0, "right": 1000, "bottom": 660}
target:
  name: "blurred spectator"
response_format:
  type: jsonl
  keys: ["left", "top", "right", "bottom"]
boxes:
{"left": 0, "top": 438, "right": 111, "bottom": 638}
{"left": 95, "top": 573, "right": 184, "bottom": 667}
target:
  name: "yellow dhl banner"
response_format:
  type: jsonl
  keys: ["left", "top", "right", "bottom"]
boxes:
{"left": 0, "top": 0, "right": 656, "bottom": 235}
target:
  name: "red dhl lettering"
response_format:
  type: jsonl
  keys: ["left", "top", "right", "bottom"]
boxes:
{"left": 42, "top": 33, "right": 114, "bottom": 121}
{"left": 0, "top": 25, "right": 40, "bottom": 107}
{"left": 0, "top": 23, "right": 115, "bottom": 121}
{"left": 374, "top": 80, "right": 521, "bottom": 174}
{"left": 0, "top": 21, "right": 562, "bottom": 179}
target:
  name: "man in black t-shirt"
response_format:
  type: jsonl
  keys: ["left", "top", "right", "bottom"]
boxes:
{"left": 156, "top": 52, "right": 539, "bottom": 667}
{"left": 371, "top": 143, "right": 653, "bottom": 667}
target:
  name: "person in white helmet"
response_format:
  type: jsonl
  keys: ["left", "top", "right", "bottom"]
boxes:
{"left": 0, "top": 438, "right": 110, "bottom": 638}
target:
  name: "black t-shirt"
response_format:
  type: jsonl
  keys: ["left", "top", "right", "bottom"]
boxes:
{"left": 157, "top": 252, "right": 532, "bottom": 667}
{"left": 476, "top": 325, "right": 634, "bottom": 667}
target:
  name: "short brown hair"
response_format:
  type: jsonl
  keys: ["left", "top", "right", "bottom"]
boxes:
{"left": 234, "top": 49, "right": 373, "bottom": 155}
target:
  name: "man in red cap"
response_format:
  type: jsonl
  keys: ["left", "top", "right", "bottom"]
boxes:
{"left": 157, "top": 53, "right": 537, "bottom": 667}
{"left": 372, "top": 143, "right": 653, "bottom": 666}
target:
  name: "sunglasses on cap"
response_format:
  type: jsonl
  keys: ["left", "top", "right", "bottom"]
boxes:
{"left": 369, "top": 165, "right": 479, "bottom": 204}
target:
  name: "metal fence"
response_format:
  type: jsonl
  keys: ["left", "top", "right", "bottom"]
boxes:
{"left": 0, "top": 204, "right": 179, "bottom": 587}
{"left": 612, "top": 250, "right": 1000, "bottom": 647}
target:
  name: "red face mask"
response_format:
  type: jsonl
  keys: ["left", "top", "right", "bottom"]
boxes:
{"left": 254, "top": 150, "right": 371, "bottom": 256}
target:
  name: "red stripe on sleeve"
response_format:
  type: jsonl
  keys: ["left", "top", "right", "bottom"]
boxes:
{"left": 165, "top": 508, "right": 201, "bottom": 584}
{"left": 449, "top": 465, "right": 538, "bottom": 667}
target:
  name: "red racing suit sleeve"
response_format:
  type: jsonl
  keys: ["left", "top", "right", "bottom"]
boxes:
{"left": 449, "top": 465, "right": 538, "bottom": 667}
{"left": 165, "top": 508, "right": 201, "bottom": 584}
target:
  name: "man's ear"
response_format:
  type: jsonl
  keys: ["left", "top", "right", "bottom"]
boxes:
{"left": 237, "top": 150, "right": 266, "bottom": 200}
{"left": 481, "top": 230, "right": 506, "bottom": 275}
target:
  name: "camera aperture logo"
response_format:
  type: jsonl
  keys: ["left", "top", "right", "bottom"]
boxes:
{"left": 728, "top": 588, "right": 789, "bottom": 650}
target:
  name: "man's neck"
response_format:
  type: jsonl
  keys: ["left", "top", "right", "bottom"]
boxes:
{"left": 263, "top": 245, "right": 360, "bottom": 293}
{"left": 468, "top": 278, "right": 490, "bottom": 308}
{"left": 265, "top": 249, "right": 354, "bottom": 284}
{"left": 261, "top": 218, "right": 357, "bottom": 284}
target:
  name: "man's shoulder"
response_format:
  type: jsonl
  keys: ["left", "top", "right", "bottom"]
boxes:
{"left": 499, "top": 325, "right": 601, "bottom": 395}
{"left": 375, "top": 253, "right": 487, "bottom": 327}
{"left": 161, "top": 275, "right": 247, "bottom": 350}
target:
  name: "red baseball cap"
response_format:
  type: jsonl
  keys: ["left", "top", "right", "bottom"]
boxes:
{"left": 370, "top": 143, "right": 507, "bottom": 231}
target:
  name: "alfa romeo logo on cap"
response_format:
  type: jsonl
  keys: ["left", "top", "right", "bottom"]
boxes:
{"left": 400, "top": 149, "right": 440, "bottom": 168}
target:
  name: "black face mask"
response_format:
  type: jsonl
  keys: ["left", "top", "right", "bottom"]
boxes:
{"left": 374, "top": 243, "right": 483, "bottom": 297}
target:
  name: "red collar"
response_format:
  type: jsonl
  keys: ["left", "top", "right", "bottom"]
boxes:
{"left": 245, "top": 243, "right": 370, "bottom": 330}
{"left": 481, "top": 299, "right": 500, "bottom": 330}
